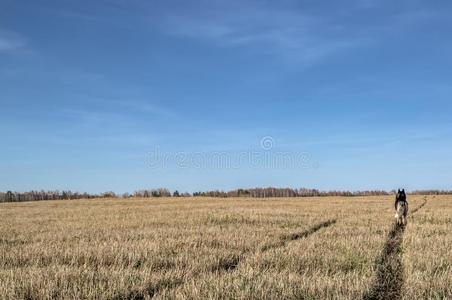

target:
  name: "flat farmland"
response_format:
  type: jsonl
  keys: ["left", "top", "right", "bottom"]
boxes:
{"left": 0, "top": 196, "right": 450, "bottom": 299}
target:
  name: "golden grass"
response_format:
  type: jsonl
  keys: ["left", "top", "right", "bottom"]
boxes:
{"left": 403, "top": 195, "right": 452, "bottom": 299}
{"left": 0, "top": 195, "right": 450, "bottom": 299}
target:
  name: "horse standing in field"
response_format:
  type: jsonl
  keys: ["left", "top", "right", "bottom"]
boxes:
{"left": 394, "top": 189, "right": 408, "bottom": 225}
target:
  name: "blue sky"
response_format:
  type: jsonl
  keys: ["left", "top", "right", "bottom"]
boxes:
{"left": 1, "top": 0, "right": 452, "bottom": 193}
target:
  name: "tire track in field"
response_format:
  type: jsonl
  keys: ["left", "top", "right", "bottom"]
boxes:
{"left": 363, "top": 199, "right": 427, "bottom": 300}
{"left": 410, "top": 197, "right": 427, "bottom": 214}
{"left": 214, "top": 219, "right": 337, "bottom": 272}
{"left": 143, "top": 219, "right": 338, "bottom": 298}
{"left": 363, "top": 221, "right": 405, "bottom": 300}
{"left": 260, "top": 219, "right": 337, "bottom": 252}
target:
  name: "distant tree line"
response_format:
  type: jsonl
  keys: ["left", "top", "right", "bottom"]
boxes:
{"left": 192, "top": 188, "right": 392, "bottom": 198}
{"left": 410, "top": 190, "right": 452, "bottom": 195}
{"left": 191, "top": 188, "right": 452, "bottom": 198}
{"left": 1, "top": 188, "right": 452, "bottom": 203}
{"left": 0, "top": 190, "right": 97, "bottom": 203}
{"left": 135, "top": 188, "right": 196, "bottom": 197}
{"left": 0, "top": 189, "right": 190, "bottom": 203}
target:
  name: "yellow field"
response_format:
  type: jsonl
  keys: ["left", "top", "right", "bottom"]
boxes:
{"left": 0, "top": 196, "right": 450, "bottom": 299}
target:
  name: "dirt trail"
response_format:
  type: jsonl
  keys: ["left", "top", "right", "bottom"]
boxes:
{"left": 259, "top": 219, "right": 337, "bottom": 252}
{"left": 216, "top": 219, "right": 338, "bottom": 272}
{"left": 411, "top": 197, "right": 427, "bottom": 214}
{"left": 283, "top": 219, "right": 337, "bottom": 243}
{"left": 363, "top": 221, "right": 405, "bottom": 300}
{"left": 145, "top": 219, "right": 338, "bottom": 298}
{"left": 363, "top": 199, "right": 427, "bottom": 300}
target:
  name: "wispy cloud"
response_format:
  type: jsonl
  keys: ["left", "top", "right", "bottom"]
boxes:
{"left": 59, "top": 98, "right": 176, "bottom": 126}
{"left": 158, "top": 3, "right": 371, "bottom": 64}
{"left": 60, "top": 108, "right": 124, "bottom": 125}
{"left": 114, "top": 100, "right": 177, "bottom": 118}
{"left": 155, "top": 1, "right": 450, "bottom": 64}
{"left": 0, "top": 30, "right": 27, "bottom": 52}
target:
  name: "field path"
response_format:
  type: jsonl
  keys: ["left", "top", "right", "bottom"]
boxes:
{"left": 260, "top": 219, "right": 337, "bottom": 252}
{"left": 363, "top": 198, "right": 427, "bottom": 300}
{"left": 410, "top": 197, "right": 427, "bottom": 214}
{"left": 213, "top": 219, "right": 338, "bottom": 273}
{"left": 148, "top": 219, "right": 338, "bottom": 298}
